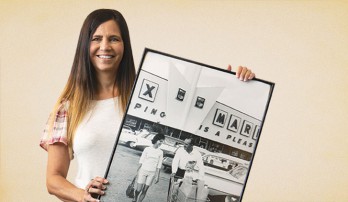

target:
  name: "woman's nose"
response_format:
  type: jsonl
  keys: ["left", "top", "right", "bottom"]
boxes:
{"left": 100, "top": 39, "right": 111, "bottom": 51}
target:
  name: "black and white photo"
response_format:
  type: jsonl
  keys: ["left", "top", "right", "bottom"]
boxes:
{"left": 101, "top": 49, "right": 274, "bottom": 202}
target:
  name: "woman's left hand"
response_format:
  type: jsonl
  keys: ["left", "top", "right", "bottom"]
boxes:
{"left": 154, "top": 176, "right": 159, "bottom": 184}
{"left": 227, "top": 65, "right": 255, "bottom": 82}
{"left": 84, "top": 177, "right": 108, "bottom": 201}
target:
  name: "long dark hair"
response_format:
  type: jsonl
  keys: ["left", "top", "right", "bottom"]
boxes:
{"left": 72, "top": 8, "right": 135, "bottom": 108}
{"left": 50, "top": 9, "right": 136, "bottom": 158}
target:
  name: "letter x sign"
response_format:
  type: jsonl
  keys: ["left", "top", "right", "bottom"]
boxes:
{"left": 139, "top": 79, "right": 159, "bottom": 102}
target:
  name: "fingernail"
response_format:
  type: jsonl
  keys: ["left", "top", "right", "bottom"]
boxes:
{"left": 101, "top": 191, "right": 105, "bottom": 195}
{"left": 102, "top": 186, "right": 107, "bottom": 190}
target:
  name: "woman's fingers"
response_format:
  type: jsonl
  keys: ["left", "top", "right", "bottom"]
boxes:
{"left": 248, "top": 72, "right": 256, "bottom": 80}
{"left": 84, "top": 177, "right": 108, "bottom": 201}
{"left": 235, "top": 66, "right": 255, "bottom": 81}
{"left": 235, "top": 66, "right": 242, "bottom": 79}
{"left": 89, "top": 177, "right": 108, "bottom": 189}
{"left": 227, "top": 64, "right": 232, "bottom": 71}
{"left": 227, "top": 65, "right": 255, "bottom": 81}
{"left": 94, "top": 176, "right": 109, "bottom": 184}
{"left": 90, "top": 180, "right": 107, "bottom": 190}
{"left": 88, "top": 186, "right": 105, "bottom": 195}
{"left": 243, "top": 69, "right": 253, "bottom": 81}
{"left": 239, "top": 66, "right": 248, "bottom": 80}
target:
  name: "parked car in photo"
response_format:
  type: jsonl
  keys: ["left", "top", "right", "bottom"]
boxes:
{"left": 130, "top": 132, "right": 157, "bottom": 150}
{"left": 228, "top": 164, "right": 248, "bottom": 180}
{"left": 118, "top": 128, "right": 149, "bottom": 147}
{"left": 196, "top": 152, "right": 250, "bottom": 198}
{"left": 200, "top": 153, "right": 249, "bottom": 183}
{"left": 122, "top": 126, "right": 135, "bottom": 135}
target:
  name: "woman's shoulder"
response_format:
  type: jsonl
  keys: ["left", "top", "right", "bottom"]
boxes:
{"left": 40, "top": 99, "right": 70, "bottom": 152}
{"left": 60, "top": 99, "right": 70, "bottom": 107}
{"left": 56, "top": 99, "right": 70, "bottom": 113}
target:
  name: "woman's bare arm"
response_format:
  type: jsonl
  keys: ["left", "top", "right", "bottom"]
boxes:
{"left": 46, "top": 143, "right": 85, "bottom": 202}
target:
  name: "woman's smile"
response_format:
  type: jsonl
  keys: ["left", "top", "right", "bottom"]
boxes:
{"left": 90, "top": 20, "right": 124, "bottom": 73}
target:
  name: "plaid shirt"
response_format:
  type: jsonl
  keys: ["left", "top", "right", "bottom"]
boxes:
{"left": 40, "top": 101, "right": 69, "bottom": 151}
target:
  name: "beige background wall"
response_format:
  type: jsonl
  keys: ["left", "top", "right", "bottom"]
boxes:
{"left": 1, "top": 1, "right": 347, "bottom": 201}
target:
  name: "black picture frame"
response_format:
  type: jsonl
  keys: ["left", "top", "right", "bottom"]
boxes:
{"left": 100, "top": 48, "right": 275, "bottom": 202}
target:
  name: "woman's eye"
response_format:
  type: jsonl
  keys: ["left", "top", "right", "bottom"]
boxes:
{"left": 92, "top": 37, "right": 101, "bottom": 42}
{"left": 110, "top": 37, "right": 119, "bottom": 42}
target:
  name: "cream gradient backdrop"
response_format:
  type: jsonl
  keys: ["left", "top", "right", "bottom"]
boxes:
{"left": 1, "top": 1, "right": 347, "bottom": 201}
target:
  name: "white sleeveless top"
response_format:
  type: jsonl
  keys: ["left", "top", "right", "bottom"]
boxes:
{"left": 73, "top": 98, "right": 122, "bottom": 188}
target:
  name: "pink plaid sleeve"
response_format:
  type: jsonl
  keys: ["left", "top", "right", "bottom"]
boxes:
{"left": 40, "top": 101, "right": 69, "bottom": 151}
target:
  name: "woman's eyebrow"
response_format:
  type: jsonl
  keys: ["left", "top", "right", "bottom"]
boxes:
{"left": 92, "top": 34, "right": 122, "bottom": 39}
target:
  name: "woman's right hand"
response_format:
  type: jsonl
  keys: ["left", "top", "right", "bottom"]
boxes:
{"left": 83, "top": 177, "right": 108, "bottom": 202}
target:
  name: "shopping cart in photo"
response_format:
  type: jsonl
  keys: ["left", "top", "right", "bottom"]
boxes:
{"left": 168, "top": 175, "right": 210, "bottom": 202}
{"left": 167, "top": 175, "right": 181, "bottom": 202}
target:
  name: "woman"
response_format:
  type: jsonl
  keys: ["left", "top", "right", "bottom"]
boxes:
{"left": 133, "top": 133, "right": 165, "bottom": 202}
{"left": 40, "top": 8, "right": 254, "bottom": 202}
{"left": 40, "top": 9, "right": 135, "bottom": 202}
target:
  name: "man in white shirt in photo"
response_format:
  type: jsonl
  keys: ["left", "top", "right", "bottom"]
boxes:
{"left": 171, "top": 136, "right": 205, "bottom": 179}
{"left": 168, "top": 136, "right": 205, "bottom": 196}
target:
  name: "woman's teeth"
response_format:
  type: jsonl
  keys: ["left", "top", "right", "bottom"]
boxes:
{"left": 98, "top": 55, "right": 112, "bottom": 59}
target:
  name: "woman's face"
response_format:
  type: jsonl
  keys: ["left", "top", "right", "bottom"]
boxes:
{"left": 154, "top": 139, "right": 164, "bottom": 148}
{"left": 89, "top": 20, "right": 124, "bottom": 75}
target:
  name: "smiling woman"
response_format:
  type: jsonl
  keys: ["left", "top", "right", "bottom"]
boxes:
{"left": 90, "top": 20, "right": 124, "bottom": 75}
{"left": 39, "top": 9, "right": 136, "bottom": 202}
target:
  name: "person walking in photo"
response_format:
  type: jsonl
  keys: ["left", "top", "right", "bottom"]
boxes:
{"left": 168, "top": 136, "right": 205, "bottom": 197}
{"left": 171, "top": 136, "right": 205, "bottom": 180}
{"left": 133, "top": 133, "right": 165, "bottom": 202}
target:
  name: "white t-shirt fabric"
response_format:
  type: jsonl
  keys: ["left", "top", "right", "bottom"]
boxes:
{"left": 172, "top": 147, "right": 205, "bottom": 179}
{"left": 139, "top": 146, "right": 164, "bottom": 172}
{"left": 73, "top": 98, "right": 122, "bottom": 188}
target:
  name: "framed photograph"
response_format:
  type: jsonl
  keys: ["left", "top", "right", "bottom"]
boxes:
{"left": 100, "top": 49, "right": 274, "bottom": 202}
